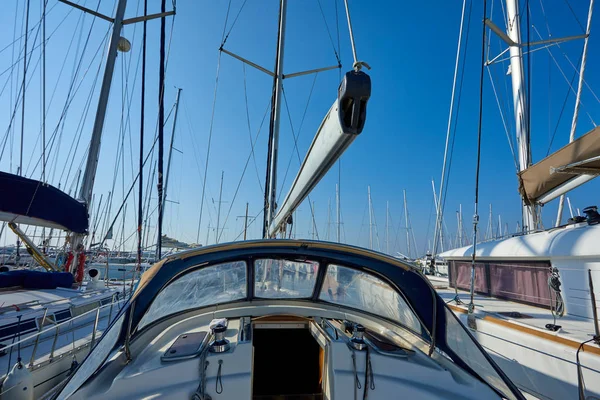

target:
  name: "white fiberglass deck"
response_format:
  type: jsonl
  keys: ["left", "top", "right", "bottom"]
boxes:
{"left": 430, "top": 278, "right": 600, "bottom": 400}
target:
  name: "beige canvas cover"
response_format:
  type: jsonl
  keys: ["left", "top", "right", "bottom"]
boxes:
{"left": 518, "top": 126, "right": 600, "bottom": 203}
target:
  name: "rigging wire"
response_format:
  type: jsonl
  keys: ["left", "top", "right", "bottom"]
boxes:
{"left": 9, "top": 6, "right": 80, "bottom": 175}
{"left": 216, "top": 95, "right": 272, "bottom": 244}
{"left": 7, "top": 1, "right": 20, "bottom": 174}
{"left": 196, "top": 50, "right": 222, "bottom": 244}
{"left": 242, "top": 63, "right": 264, "bottom": 193}
{"left": 486, "top": 67, "right": 519, "bottom": 171}
{"left": 30, "top": 3, "right": 106, "bottom": 182}
{"left": 468, "top": 0, "right": 488, "bottom": 313}
{"left": 316, "top": 0, "right": 341, "bottom": 65}
{"left": 221, "top": 0, "right": 248, "bottom": 45}
{"left": 0, "top": 1, "right": 60, "bottom": 56}
{"left": 432, "top": 0, "right": 469, "bottom": 256}
{"left": 563, "top": 0, "right": 586, "bottom": 32}
{"left": 277, "top": 72, "right": 319, "bottom": 202}
{"left": 181, "top": 100, "right": 219, "bottom": 224}
{"left": 279, "top": 85, "right": 320, "bottom": 240}
{"left": 233, "top": 209, "right": 263, "bottom": 241}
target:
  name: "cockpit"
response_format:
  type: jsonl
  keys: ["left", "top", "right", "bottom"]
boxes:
{"left": 52, "top": 240, "right": 524, "bottom": 400}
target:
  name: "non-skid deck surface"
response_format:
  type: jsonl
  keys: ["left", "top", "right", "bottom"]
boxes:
{"left": 431, "top": 277, "right": 599, "bottom": 348}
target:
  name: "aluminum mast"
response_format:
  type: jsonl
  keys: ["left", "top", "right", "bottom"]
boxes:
{"left": 263, "top": 0, "right": 288, "bottom": 238}
{"left": 505, "top": 0, "right": 537, "bottom": 231}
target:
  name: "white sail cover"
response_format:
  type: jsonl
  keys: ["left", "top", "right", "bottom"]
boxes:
{"left": 268, "top": 70, "right": 371, "bottom": 236}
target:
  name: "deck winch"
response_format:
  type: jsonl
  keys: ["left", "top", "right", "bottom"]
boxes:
{"left": 209, "top": 324, "right": 230, "bottom": 353}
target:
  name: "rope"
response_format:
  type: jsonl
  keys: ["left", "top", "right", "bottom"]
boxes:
{"left": 216, "top": 359, "right": 223, "bottom": 394}
{"left": 468, "top": 0, "right": 488, "bottom": 313}
{"left": 191, "top": 352, "right": 210, "bottom": 400}
{"left": 351, "top": 350, "right": 361, "bottom": 400}
{"left": 548, "top": 267, "right": 565, "bottom": 318}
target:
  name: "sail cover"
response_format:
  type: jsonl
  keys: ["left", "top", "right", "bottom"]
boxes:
{"left": 0, "top": 172, "right": 88, "bottom": 233}
{"left": 518, "top": 126, "right": 600, "bottom": 204}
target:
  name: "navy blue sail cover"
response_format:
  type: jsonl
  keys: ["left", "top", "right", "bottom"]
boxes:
{"left": 0, "top": 172, "right": 88, "bottom": 233}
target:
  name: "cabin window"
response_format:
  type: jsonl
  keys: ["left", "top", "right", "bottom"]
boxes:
{"left": 319, "top": 264, "right": 421, "bottom": 333}
{"left": 139, "top": 261, "right": 247, "bottom": 328}
{"left": 254, "top": 259, "right": 319, "bottom": 298}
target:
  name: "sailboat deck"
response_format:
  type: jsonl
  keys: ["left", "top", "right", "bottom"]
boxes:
{"left": 430, "top": 278, "right": 600, "bottom": 352}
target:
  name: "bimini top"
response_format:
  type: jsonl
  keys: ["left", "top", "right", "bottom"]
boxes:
{"left": 0, "top": 172, "right": 88, "bottom": 233}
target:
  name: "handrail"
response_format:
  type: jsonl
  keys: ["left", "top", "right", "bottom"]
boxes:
{"left": 1, "top": 298, "right": 127, "bottom": 356}
{"left": 0, "top": 287, "right": 118, "bottom": 317}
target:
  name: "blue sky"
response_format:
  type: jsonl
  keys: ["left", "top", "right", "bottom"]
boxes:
{"left": 1, "top": 0, "right": 599, "bottom": 257}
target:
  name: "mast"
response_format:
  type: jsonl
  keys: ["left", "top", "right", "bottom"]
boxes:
{"left": 505, "top": 0, "right": 537, "bottom": 232}
{"left": 403, "top": 189, "right": 410, "bottom": 258}
{"left": 156, "top": 0, "right": 166, "bottom": 260}
{"left": 431, "top": 180, "right": 443, "bottom": 251}
{"left": 336, "top": 183, "right": 340, "bottom": 242}
{"left": 162, "top": 88, "right": 182, "bottom": 219}
{"left": 78, "top": 0, "right": 128, "bottom": 206}
{"left": 137, "top": 0, "right": 147, "bottom": 269}
{"left": 327, "top": 198, "right": 331, "bottom": 241}
{"left": 368, "top": 186, "right": 373, "bottom": 250}
{"left": 215, "top": 171, "right": 224, "bottom": 244}
{"left": 312, "top": 201, "right": 317, "bottom": 240}
{"left": 458, "top": 204, "right": 463, "bottom": 246}
{"left": 42, "top": 0, "right": 46, "bottom": 182}
{"left": 20, "top": 0, "right": 31, "bottom": 176}
{"left": 386, "top": 200, "right": 389, "bottom": 254}
{"left": 263, "top": 0, "right": 288, "bottom": 238}
{"left": 244, "top": 202, "right": 249, "bottom": 240}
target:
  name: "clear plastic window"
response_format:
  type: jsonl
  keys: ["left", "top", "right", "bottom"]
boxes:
{"left": 319, "top": 264, "right": 421, "bottom": 333}
{"left": 254, "top": 259, "right": 319, "bottom": 298}
{"left": 139, "top": 261, "right": 247, "bottom": 329}
{"left": 445, "top": 308, "right": 516, "bottom": 400}
{"left": 57, "top": 312, "right": 126, "bottom": 399}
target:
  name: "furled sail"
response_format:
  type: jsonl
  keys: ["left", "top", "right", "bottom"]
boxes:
{"left": 268, "top": 70, "right": 371, "bottom": 237}
{"left": 518, "top": 126, "right": 600, "bottom": 205}
{"left": 0, "top": 172, "right": 88, "bottom": 233}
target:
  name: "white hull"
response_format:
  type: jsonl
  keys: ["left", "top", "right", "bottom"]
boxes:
{"left": 451, "top": 303, "right": 599, "bottom": 399}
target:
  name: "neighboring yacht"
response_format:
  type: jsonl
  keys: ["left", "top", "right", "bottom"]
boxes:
{"left": 430, "top": 0, "right": 600, "bottom": 399}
